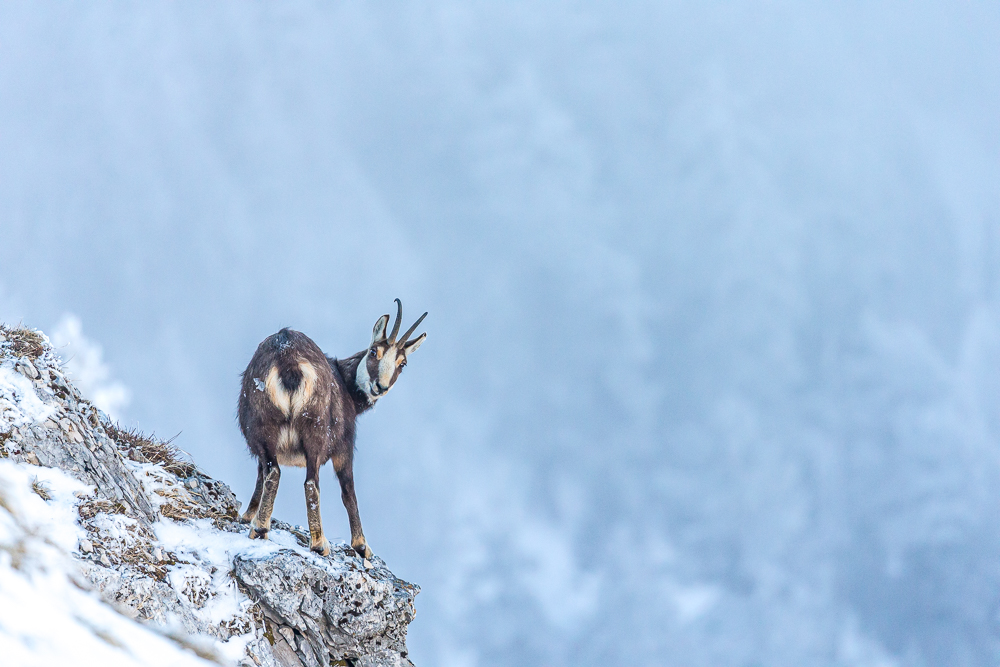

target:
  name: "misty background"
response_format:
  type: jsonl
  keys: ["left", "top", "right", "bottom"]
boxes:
{"left": 2, "top": 2, "right": 999, "bottom": 665}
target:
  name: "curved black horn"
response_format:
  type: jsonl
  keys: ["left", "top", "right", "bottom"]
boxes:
{"left": 398, "top": 311, "right": 428, "bottom": 345}
{"left": 388, "top": 298, "right": 403, "bottom": 343}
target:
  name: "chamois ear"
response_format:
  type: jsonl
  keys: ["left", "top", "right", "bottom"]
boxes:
{"left": 403, "top": 332, "right": 426, "bottom": 354}
{"left": 371, "top": 314, "right": 390, "bottom": 344}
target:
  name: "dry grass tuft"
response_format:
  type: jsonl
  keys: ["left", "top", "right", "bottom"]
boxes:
{"left": 78, "top": 498, "right": 129, "bottom": 521}
{"left": 0, "top": 324, "right": 47, "bottom": 359}
{"left": 159, "top": 495, "right": 238, "bottom": 527}
{"left": 105, "top": 424, "right": 240, "bottom": 528}
{"left": 159, "top": 502, "right": 197, "bottom": 522}
{"left": 30, "top": 478, "right": 52, "bottom": 501}
{"left": 105, "top": 423, "right": 196, "bottom": 478}
{"left": 242, "top": 597, "right": 267, "bottom": 637}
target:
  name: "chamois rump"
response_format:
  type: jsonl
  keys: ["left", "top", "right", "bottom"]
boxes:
{"left": 237, "top": 299, "right": 427, "bottom": 557}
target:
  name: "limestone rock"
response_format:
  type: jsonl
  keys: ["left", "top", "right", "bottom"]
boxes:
{"left": 233, "top": 532, "right": 417, "bottom": 667}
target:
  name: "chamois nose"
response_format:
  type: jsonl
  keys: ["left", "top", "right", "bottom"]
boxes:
{"left": 374, "top": 381, "right": 388, "bottom": 395}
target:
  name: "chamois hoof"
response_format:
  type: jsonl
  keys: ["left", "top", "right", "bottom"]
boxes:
{"left": 248, "top": 526, "right": 268, "bottom": 540}
{"left": 310, "top": 538, "right": 331, "bottom": 557}
{"left": 351, "top": 541, "right": 371, "bottom": 559}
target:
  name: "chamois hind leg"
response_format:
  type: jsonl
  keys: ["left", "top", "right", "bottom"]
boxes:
{"left": 304, "top": 450, "right": 330, "bottom": 556}
{"left": 240, "top": 459, "right": 266, "bottom": 524}
{"left": 334, "top": 452, "right": 370, "bottom": 559}
{"left": 249, "top": 452, "right": 280, "bottom": 540}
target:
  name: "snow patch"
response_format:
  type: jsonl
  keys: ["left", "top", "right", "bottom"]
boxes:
{"left": 0, "top": 460, "right": 215, "bottom": 667}
{"left": 0, "top": 361, "right": 55, "bottom": 429}
{"left": 154, "top": 518, "right": 320, "bottom": 629}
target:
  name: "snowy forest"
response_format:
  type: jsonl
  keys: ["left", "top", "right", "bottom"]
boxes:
{"left": 2, "top": 2, "right": 999, "bottom": 666}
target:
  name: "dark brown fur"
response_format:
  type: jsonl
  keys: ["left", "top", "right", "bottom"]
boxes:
{"left": 237, "top": 305, "right": 426, "bottom": 558}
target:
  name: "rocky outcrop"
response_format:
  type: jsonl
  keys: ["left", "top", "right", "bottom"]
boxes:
{"left": 0, "top": 324, "right": 418, "bottom": 666}
{"left": 235, "top": 538, "right": 418, "bottom": 667}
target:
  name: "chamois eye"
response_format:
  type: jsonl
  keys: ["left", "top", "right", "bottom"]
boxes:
{"left": 369, "top": 348, "right": 377, "bottom": 357}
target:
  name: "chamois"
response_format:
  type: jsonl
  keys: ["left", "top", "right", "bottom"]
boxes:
{"left": 237, "top": 299, "right": 427, "bottom": 557}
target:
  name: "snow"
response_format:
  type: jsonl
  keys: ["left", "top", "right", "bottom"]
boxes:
{"left": 122, "top": 455, "right": 330, "bottom": 659}
{"left": 0, "top": 362, "right": 55, "bottom": 429}
{"left": 156, "top": 519, "right": 278, "bottom": 621}
{"left": 0, "top": 460, "right": 216, "bottom": 667}
{"left": 152, "top": 515, "right": 334, "bottom": 659}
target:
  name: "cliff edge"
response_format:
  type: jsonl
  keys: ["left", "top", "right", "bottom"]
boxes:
{"left": 0, "top": 323, "right": 418, "bottom": 667}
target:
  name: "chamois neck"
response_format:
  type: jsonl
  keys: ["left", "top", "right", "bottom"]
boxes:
{"left": 334, "top": 350, "right": 376, "bottom": 415}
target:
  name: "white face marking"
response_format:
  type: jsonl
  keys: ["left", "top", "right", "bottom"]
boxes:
{"left": 356, "top": 346, "right": 403, "bottom": 402}
{"left": 356, "top": 353, "right": 374, "bottom": 402}
{"left": 377, "top": 347, "right": 399, "bottom": 391}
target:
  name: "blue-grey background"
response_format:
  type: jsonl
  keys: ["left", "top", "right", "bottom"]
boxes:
{"left": 2, "top": 2, "right": 1000, "bottom": 665}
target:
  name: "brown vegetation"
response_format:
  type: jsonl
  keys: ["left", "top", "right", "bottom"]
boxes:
{"left": 105, "top": 422, "right": 195, "bottom": 478}
{"left": 0, "top": 324, "right": 46, "bottom": 359}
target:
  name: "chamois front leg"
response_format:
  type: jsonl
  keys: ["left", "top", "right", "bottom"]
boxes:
{"left": 304, "top": 454, "right": 331, "bottom": 556}
{"left": 240, "top": 459, "right": 266, "bottom": 524}
{"left": 249, "top": 454, "right": 280, "bottom": 540}
{"left": 334, "top": 454, "right": 370, "bottom": 559}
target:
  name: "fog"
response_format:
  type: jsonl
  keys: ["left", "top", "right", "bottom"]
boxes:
{"left": 2, "top": 2, "right": 999, "bottom": 665}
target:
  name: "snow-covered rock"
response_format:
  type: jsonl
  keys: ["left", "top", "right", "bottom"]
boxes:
{"left": 0, "top": 459, "right": 219, "bottom": 667}
{"left": 0, "top": 324, "right": 419, "bottom": 667}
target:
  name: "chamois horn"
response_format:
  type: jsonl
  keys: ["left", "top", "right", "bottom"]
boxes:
{"left": 388, "top": 298, "right": 403, "bottom": 343}
{"left": 398, "top": 311, "right": 428, "bottom": 346}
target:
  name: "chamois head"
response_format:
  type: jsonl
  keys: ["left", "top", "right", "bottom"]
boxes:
{"left": 357, "top": 299, "right": 427, "bottom": 401}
